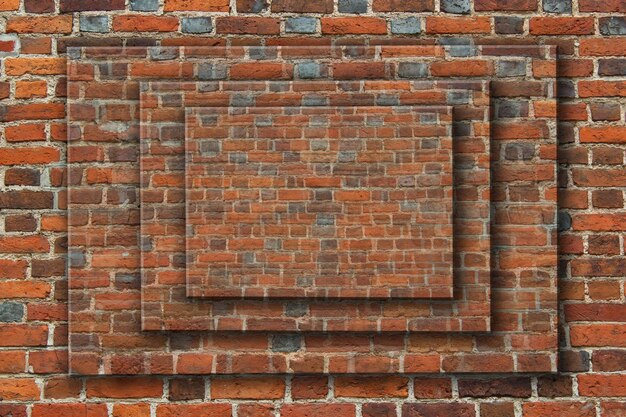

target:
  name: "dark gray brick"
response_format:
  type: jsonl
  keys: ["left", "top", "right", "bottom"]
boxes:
{"left": 79, "top": 15, "right": 109, "bottom": 33}
{"left": 600, "top": 17, "right": 626, "bottom": 35}
{"left": 495, "top": 16, "right": 524, "bottom": 34}
{"left": 130, "top": 0, "right": 159, "bottom": 11}
{"left": 441, "top": 0, "right": 470, "bottom": 14}
{"left": 543, "top": 0, "right": 572, "bottom": 13}
{"left": 505, "top": 142, "right": 535, "bottom": 161}
{"left": 338, "top": 0, "right": 368, "bottom": 13}
{"left": 0, "top": 302, "right": 24, "bottom": 322}
{"left": 271, "top": 335, "right": 302, "bottom": 352}
{"left": 391, "top": 17, "right": 421, "bottom": 34}
{"left": 297, "top": 62, "right": 324, "bottom": 79}
{"left": 398, "top": 62, "right": 428, "bottom": 78}
{"left": 198, "top": 63, "right": 227, "bottom": 80}
{"left": 285, "top": 17, "right": 317, "bottom": 34}
{"left": 598, "top": 59, "right": 626, "bottom": 76}
{"left": 497, "top": 61, "right": 527, "bottom": 77}
{"left": 182, "top": 17, "right": 213, "bottom": 34}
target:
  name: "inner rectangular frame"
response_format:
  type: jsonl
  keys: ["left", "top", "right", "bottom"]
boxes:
{"left": 183, "top": 106, "right": 454, "bottom": 300}
{"left": 67, "top": 44, "right": 557, "bottom": 375}
{"left": 139, "top": 81, "right": 491, "bottom": 333}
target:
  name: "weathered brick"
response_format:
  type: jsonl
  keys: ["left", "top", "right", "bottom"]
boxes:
{"left": 0, "top": 303, "right": 24, "bottom": 322}
{"left": 579, "top": 0, "right": 626, "bottom": 12}
{"left": 6, "top": 16, "right": 73, "bottom": 33}
{"left": 599, "top": 59, "right": 626, "bottom": 76}
{"left": 168, "top": 378, "right": 205, "bottom": 400}
{"left": 164, "top": 0, "right": 229, "bottom": 11}
{"left": 130, "top": 0, "right": 159, "bottom": 11}
{"left": 530, "top": 17, "right": 594, "bottom": 35}
{"left": 391, "top": 17, "right": 421, "bottom": 34}
{"left": 321, "top": 17, "right": 388, "bottom": 34}
{"left": 112, "top": 15, "right": 179, "bottom": 32}
{"left": 338, "top": 0, "right": 368, "bottom": 13}
{"left": 402, "top": 403, "right": 476, "bottom": 417}
{"left": 60, "top": 0, "right": 125, "bottom": 12}
{"left": 426, "top": 17, "right": 491, "bottom": 33}
{"left": 494, "top": 16, "right": 524, "bottom": 33}
{"left": 5, "top": 214, "right": 37, "bottom": 232}
{"left": 441, "top": 0, "right": 470, "bottom": 14}
{"left": 543, "top": 0, "right": 571, "bottom": 13}
{"left": 215, "top": 17, "right": 279, "bottom": 34}
{"left": 24, "top": 0, "right": 55, "bottom": 13}
{"left": 373, "top": 0, "right": 434, "bottom": 11}
{"left": 181, "top": 17, "right": 213, "bottom": 34}
{"left": 285, "top": 17, "right": 317, "bottom": 33}
{"left": 271, "top": 0, "right": 333, "bottom": 12}
{"left": 80, "top": 16, "right": 110, "bottom": 33}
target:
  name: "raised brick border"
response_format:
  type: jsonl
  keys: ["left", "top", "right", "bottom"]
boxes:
{"left": 66, "top": 44, "right": 557, "bottom": 375}
{"left": 138, "top": 80, "right": 492, "bottom": 334}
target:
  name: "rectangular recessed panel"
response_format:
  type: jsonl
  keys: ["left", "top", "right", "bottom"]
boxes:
{"left": 68, "top": 45, "right": 557, "bottom": 375}
{"left": 139, "top": 80, "right": 491, "bottom": 333}
{"left": 185, "top": 106, "right": 454, "bottom": 300}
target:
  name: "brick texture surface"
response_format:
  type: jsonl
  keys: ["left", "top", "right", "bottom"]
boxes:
{"left": 184, "top": 106, "right": 455, "bottom": 300}
{"left": 136, "top": 79, "right": 492, "bottom": 334}
{"left": 0, "top": 0, "right": 624, "bottom": 414}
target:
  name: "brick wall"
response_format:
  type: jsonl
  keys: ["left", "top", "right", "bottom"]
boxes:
{"left": 1, "top": 1, "right": 625, "bottom": 416}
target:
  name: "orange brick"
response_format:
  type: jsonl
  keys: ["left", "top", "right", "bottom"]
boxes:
{"left": 164, "top": 0, "right": 229, "bottom": 11}
{"left": 0, "top": 0, "right": 19, "bottom": 10}
{"left": 156, "top": 404, "right": 232, "bottom": 417}
{"left": 5, "top": 123, "right": 47, "bottom": 142}
{"left": 0, "top": 378, "right": 40, "bottom": 400}
{"left": 32, "top": 404, "right": 108, "bottom": 417}
{"left": 86, "top": 377, "right": 164, "bottom": 398}
{"left": 15, "top": 80, "right": 48, "bottom": 99}
{"left": 530, "top": 17, "right": 595, "bottom": 35}
{"left": 112, "top": 16, "right": 179, "bottom": 32}
{"left": 216, "top": 17, "right": 280, "bottom": 34}
{"left": 426, "top": 17, "right": 491, "bottom": 34}
{"left": 334, "top": 376, "right": 409, "bottom": 398}
{"left": 6, "top": 16, "right": 73, "bottom": 33}
{"left": 211, "top": 377, "right": 285, "bottom": 399}
{"left": 5, "top": 58, "right": 66, "bottom": 76}
{"left": 321, "top": 17, "right": 388, "bottom": 35}
{"left": 0, "top": 147, "right": 60, "bottom": 165}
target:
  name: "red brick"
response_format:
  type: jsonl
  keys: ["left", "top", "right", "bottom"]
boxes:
{"left": 212, "top": 377, "right": 285, "bottom": 399}
{"left": 402, "top": 403, "right": 476, "bottom": 417}
{"left": 271, "top": 0, "right": 333, "bottom": 12}
{"left": 216, "top": 17, "right": 280, "bottom": 34}
{"left": 0, "top": 147, "right": 60, "bottom": 165}
{"left": 60, "top": 0, "right": 124, "bottom": 11}
{"left": 602, "top": 402, "right": 626, "bottom": 417}
{"left": 373, "top": 0, "right": 434, "bottom": 11}
{"left": 24, "top": 0, "right": 55, "bottom": 12}
{"left": 431, "top": 60, "right": 493, "bottom": 76}
{"left": 29, "top": 350, "right": 68, "bottom": 374}
{"left": 0, "top": 378, "right": 40, "bottom": 400}
{"left": 580, "top": 126, "right": 626, "bottom": 144}
{"left": 44, "top": 377, "right": 82, "bottom": 399}
{"left": 291, "top": 376, "right": 328, "bottom": 399}
{"left": 335, "top": 376, "right": 409, "bottom": 398}
{"left": 112, "top": 16, "right": 179, "bottom": 32}
{"left": 426, "top": 17, "right": 491, "bottom": 34}
{"left": 579, "top": 0, "right": 626, "bottom": 12}
{"left": 4, "top": 123, "right": 46, "bottom": 142}
{"left": 0, "top": 103, "right": 66, "bottom": 121}
{"left": 321, "top": 17, "right": 387, "bottom": 34}
{"left": 523, "top": 402, "right": 595, "bottom": 417}
{"left": 580, "top": 39, "right": 626, "bottom": 57}
{"left": 15, "top": 80, "right": 48, "bottom": 99}
{"left": 86, "top": 377, "right": 163, "bottom": 398}
{"left": 578, "top": 374, "right": 626, "bottom": 397}
{"left": 571, "top": 324, "right": 626, "bottom": 347}
{"left": 156, "top": 404, "right": 231, "bottom": 417}
{"left": 530, "top": 17, "right": 594, "bottom": 35}
{"left": 164, "top": 0, "right": 229, "bottom": 11}
{"left": 281, "top": 404, "right": 356, "bottom": 417}
{"left": 112, "top": 404, "right": 151, "bottom": 417}
{"left": 0, "top": 351, "right": 26, "bottom": 373}
{"left": 32, "top": 404, "right": 108, "bottom": 417}
{"left": 475, "top": 0, "right": 537, "bottom": 10}
{"left": 5, "top": 58, "right": 66, "bottom": 76}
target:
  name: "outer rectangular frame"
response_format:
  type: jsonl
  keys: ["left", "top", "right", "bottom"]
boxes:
{"left": 67, "top": 44, "right": 557, "bottom": 375}
{"left": 139, "top": 80, "right": 491, "bottom": 333}
{"left": 183, "top": 105, "right": 455, "bottom": 299}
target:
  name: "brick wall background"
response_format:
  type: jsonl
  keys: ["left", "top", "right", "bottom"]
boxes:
{"left": 1, "top": 0, "right": 625, "bottom": 416}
